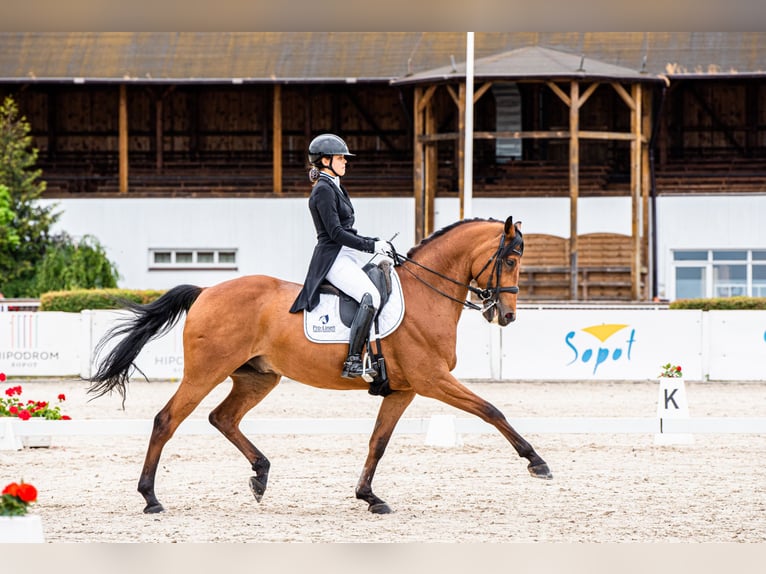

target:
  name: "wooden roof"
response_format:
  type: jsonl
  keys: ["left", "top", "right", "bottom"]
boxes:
{"left": 1, "top": 32, "right": 766, "bottom": 84}
{"left": 392, "top": 45, "right": 661, "bottom": 84}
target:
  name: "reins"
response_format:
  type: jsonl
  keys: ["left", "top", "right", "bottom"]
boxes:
{"left": 388, "top": 231, "right": 523, "bottom": 312}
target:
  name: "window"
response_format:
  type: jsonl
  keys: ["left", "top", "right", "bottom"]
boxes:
{"left": 149, "top": 248, "right": 238, "bottom": 270}
{"left": 672, "top": 249, "right": 765, "bottom": 299}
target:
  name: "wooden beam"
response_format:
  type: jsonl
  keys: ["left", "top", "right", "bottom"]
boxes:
{"left": 155, "top": 96, "right": 163, "bottom": 171}
{"left": 642, "top": 88, "right": 652, "bottom": 299}
{"left": 413, "top": 86, "right": 425, "bottom": 243}
{"left": 119, "top": 84, "right": 128, "bottom": 194}
{"left": 425, "top": 96, "right": 437, "bottom": 237}
{"left": 611, "top": 81, "right": 636, "bottom": 111}
{"left": 417, "top": 84, "right": 438, "bottom": 113}
{"left": 446, "top": 84, "right": 460, "bottom": 107}
{"left": 273, "top": 84, "right": 283, "bottom": 194}
{"left": 577, "top": 82, "right": 600, "bottom": 108}
{"left": 630, "top": 83, "right": 642, "bottom": 300}
{"left": 418, "top": 129, "right": 645, "bottom": 143}
{"left": 546, "top": 81, "right": 571, "bottom": 107}
{"left": 473, "top": 81, "right": 493, "bottom": 103}
{"left": 569, "top": 81, "right": 579, "bottom": 300}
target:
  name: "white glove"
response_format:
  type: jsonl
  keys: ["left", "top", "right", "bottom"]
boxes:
{"left": 374, "top": 240, "right": 392, "bottom": 256}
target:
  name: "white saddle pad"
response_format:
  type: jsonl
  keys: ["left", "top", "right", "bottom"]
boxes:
{"left": 303, "top": 268, "right": 405, "bottom": 344}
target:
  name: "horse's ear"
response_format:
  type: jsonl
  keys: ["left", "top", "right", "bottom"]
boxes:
{"left": 515, "top": 220, "right": 522, "bottom": 233}
{"left": 504, "top": 216, "right": 514, "bottom": 235}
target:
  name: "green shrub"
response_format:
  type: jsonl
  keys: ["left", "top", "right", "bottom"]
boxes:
{"left": 39, "top": 288, "right": 166, "bottom": 312}
{"left": 35, "top": 233, "right": 120, "bottom": 294}
{"left": 670, "top": 296, "right": 766, "bottom": 311}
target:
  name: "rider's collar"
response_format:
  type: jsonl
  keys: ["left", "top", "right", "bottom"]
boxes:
{"left": 319, "top": 171, "right": 341, "bottom": 189}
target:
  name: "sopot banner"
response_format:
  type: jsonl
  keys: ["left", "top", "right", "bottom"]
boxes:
{"left": 501, "top": 309, "right": 705, "bottom": 380}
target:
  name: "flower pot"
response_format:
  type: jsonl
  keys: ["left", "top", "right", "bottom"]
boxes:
{"left": 0, "top": 514, "right": 45, "bottom": 543}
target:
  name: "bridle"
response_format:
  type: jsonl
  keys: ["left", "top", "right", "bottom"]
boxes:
{"left": 390, "top": 230, "right": 524, "bottom": 312}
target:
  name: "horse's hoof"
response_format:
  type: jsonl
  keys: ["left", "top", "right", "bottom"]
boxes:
{"left": 369, "top": 502, "right": 393, "bottom": 514}
{"left": 528, "top": 462, "right": 553, "bottom": 480}
{"left": 143, "top": 503, "right": 165, "bottom": 514}
{"left": 249, "top": 476, "right": 267, "bottom": 502}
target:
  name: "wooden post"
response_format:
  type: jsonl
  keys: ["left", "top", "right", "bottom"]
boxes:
{"left": 642, "top": 89, "right": 652, "bottom": 299}
{"left": 413, "top": 86, "right": 425, "bottom": 243}
{"left": 631, "top": 83, "right": 643, "bottom": 300}
{"left": 457, "top": 82, "right": 466, "bottom": 220}
{"left": 273, "top": 84, "right": 283, "bottom": 194}
{"left": 155, "top": 96, "right": 163, "bottom": 171}
{"left": 425, "top": 96, "right": 437, "bottom": 237}
{"left": 119, "top": 84, "right": 128, "bottom": 194}
{"left": 569, "top": 81, "right": 580, "bottom": 300}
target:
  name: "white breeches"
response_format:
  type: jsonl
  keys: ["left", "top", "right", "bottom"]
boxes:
{"left": 326, "top": 246, "right": 381, "bottom": 309}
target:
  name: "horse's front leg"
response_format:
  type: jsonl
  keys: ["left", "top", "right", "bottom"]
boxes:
{"left": 356, "top": 389, "right": 416, "bottom": 514}
{"left": 417, "top": 372, "right": 553, "bottom": 480}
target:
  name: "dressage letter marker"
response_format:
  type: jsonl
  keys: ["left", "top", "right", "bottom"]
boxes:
{"left": 425, "top": 414, "right": 463, "bottom": 447}
{"left": 654, "top": 377, "right": 694, "bottom": 445}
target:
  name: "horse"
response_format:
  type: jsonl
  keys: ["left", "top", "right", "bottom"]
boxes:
{"left": 87, "top": 215, "right": 552, "bottom": 515}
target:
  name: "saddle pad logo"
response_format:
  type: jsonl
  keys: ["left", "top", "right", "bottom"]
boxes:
{"left": 303, "top": 270, "right": 405, "bottom": 344}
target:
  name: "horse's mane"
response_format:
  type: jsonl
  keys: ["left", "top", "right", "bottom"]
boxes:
{"left": 406, "top": 217, "right": 500, "bottom": 259}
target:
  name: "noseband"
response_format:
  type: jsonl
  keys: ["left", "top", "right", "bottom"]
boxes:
{"left": 391, "top": 230, "right": 523, "bottom": 312}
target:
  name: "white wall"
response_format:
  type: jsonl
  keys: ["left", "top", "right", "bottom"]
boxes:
{"left": 656, "top": 196, "right": 766, "bottom": 299}
{"left": 40, "top": 195, "right": 766, "bottom": 298}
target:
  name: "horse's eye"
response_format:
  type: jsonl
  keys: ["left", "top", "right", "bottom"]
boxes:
{"left": 506, "top": 258, "right": 516, "bottom": 268}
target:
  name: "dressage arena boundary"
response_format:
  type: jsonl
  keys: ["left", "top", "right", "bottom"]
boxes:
{"left": 3, "top": 416, "right": 766, "bottom": 442}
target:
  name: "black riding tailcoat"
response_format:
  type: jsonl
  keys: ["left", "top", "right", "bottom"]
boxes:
{"left": 289, "top": 174, "right": 377, "bottom": 313}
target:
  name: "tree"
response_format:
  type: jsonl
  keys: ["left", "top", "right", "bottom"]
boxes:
{"left": 0, "top": 95, "right": 60, "bottom": 296}
{"left": 0, "top": 184, "right": 20, "bottom": 288}
{"left": 35, "top": 233, "right": 120, "bottom": 293}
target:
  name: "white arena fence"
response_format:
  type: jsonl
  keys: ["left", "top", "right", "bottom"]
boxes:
{"left": 3, "top": 416, "right": 766, "bottom": 445}
{"left": 0, "top": 305, "right": 764, "bottom": 381}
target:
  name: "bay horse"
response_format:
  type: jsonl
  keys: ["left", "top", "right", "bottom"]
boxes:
{"left": 88, "top": 216, "right": 552, "bottom": 515}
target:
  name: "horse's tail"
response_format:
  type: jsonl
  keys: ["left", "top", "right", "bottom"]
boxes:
{"left": 88, "top": 284, "right": 203, "bottom": 402}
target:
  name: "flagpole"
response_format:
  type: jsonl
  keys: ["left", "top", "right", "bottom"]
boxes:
{"left": 464, "top": 32, "right": 474, "bottom": 220}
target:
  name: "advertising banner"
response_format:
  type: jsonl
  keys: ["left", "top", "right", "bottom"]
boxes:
{"left": 707, "top": 311, "right": 766, "bottom": 381}
{"left": 500, "top": 309, "right": 704, "bottom": 381}
{"left": 0, "top": 312, "right": 82, "bottom": 376}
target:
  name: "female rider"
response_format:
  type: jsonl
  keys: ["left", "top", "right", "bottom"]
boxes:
{"left": 289, "top": 133, "right": 391, "bottom": 379}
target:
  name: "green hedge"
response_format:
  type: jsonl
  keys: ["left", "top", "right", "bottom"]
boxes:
{"left": 669, "top": 296, "right": 766, "bottom": 311}
{"left": 39, "top": 288, "right": 166, "bottom": 312}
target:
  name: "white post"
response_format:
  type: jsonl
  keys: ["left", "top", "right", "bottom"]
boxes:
{"left": 654, "top": 376, "right": 694, "bottom": 445}
{"left": 464, "top": 31, "right": 474, "bottom": 219}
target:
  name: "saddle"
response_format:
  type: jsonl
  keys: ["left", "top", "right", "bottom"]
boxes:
{"left": 317, "top": 260, "right": 394, "bottom": 397}
{"left": 318, "top": 260, "right": 393, "bottom": 327}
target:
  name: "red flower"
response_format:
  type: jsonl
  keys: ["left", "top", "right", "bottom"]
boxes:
{"left": 675, "top": 366, "right": 682, "bottom": 372}
{"left": 18, "top": 410, "right": 31, "bottom": 420}
{"left": 2, "top": 483, "right": 19, "bottom": 497}
{"left": 61, "top": 415, "right": 71, "bottom": 420}
{"left": 0, "top": 372, "right": 5, "bottom": 382}
{"left": 9, "top": 405, "right": 18, "bottom": 415}
{"left": 4, "top": 388, "right": 12, "bottom": 397}
{"left": 58, "top": 394, "right": 66, "bottom": 401}
{"left": 16, "top": 483, "right": 37, "bottom": 504}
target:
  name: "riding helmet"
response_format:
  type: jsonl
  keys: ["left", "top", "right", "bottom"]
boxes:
{"left": 308, "top": 133, "right": 355, "bottom": 165}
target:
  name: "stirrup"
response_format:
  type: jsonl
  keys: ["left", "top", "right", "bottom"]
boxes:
{"left": 341, "top": 354, "right": 377, "bottom": 381}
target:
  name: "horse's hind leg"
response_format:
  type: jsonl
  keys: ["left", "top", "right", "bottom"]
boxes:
{"left": 138, "top": 377, "right": 219, "bottom": 514}
{"left": 208, "top": 370, "right": 281, "bottom": 503}
{"left": 356, "top": 389, "right": 416, "bottom": 514}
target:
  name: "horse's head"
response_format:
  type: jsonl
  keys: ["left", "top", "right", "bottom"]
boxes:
{"left": 474, "top": 216, "right": 524, "bottom": 326}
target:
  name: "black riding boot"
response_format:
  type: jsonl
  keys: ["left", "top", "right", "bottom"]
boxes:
{"left": 341, "top": 292, "right": 378, "bottom": 380}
